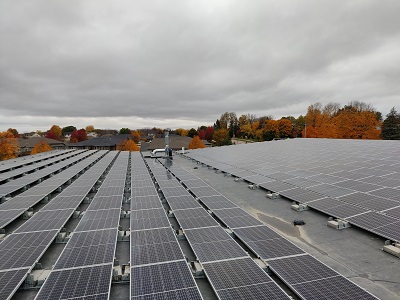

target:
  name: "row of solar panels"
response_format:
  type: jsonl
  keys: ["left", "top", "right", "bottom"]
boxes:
{"left": 0, "top": 150, "right": 76, "bottom": 173}
{"left": 36, "top": 151, "right": 129, "bottom": 300}
{"left": 184, "top": 140, "right": 400, "bottom": 242}
{"left": 130, "top": 153, "right": 203, "bottom": 299}
{"left": 147, "top": 159, "right": 291, "bottom": 300}
{"left": 0, "top": 150, "right": 114, "bottom": 300}
{"left": 0, "top": 150, "right": 81, "bottom": 183}
{"left": 155, "top": 158, "right": 379, "bottom": 300}
{"left": 0, "top": 150, "right": 100, "bottom": 229}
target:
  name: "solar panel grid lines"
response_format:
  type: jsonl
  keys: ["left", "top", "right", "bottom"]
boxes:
{"left": 198, "top": 195, "right": 239, "bottom": 210}
{"left": 74, "top": 208, "right": 121, "bottom": 232}
{"left": 0, "top": 150, "right": 84, "bottom": 183}
{"left": 131, "top": 208, "right": 171, "bottom": 231}
{"left": 166, "top": 196, "right": 203, "bottom": 210}
{"left": 13, "top": 208, "right": 75, "bottom": 233}
{"left": 130, "top": 260, "right": 202, "bottom": 299}
{"left": 346, "top": 211, "right": 399, "bottom": 230}
{"left": 201, "top": 257, "right": 292, "bottom": 299}
{"left": 190, "top": 239, "right": 249, "bottom": 263}
{"left": 290, "top": 276, "right": 379, "bottom": 300}
{"left": 373, "top": 221, "right": 400, "bottom": 242}
{"left": 0, "top": 268, "right": 30, "bottom": 300}
{"left": 0, "top": 229, "right": 58, "bottom": 270}
{"left": 35, "top": 263, "right": 113, "bottom": 300}
{"left": 54, "top": 228, "right": 118, "bottom": 269}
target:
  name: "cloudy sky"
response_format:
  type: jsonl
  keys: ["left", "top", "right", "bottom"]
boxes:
{"left": 1, "top": 0, "right": 399, "bottom": 132}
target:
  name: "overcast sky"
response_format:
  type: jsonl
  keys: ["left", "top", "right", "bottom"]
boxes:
{"left": 1, "top": 0, "right": 399, "bottom": 132}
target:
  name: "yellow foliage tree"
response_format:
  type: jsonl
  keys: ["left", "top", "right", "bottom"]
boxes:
{"left": 213, "top": 128, "right": 230, "bottom": 146}
{"left": 85, "top": 125, "right": 95, "bottom": 132}
{"left": 31, "top": 140, "right": 53, "bottom": 154}
{"left": 131, "top": 130, "right": 141, "bottom": 143}
{"left": 0, "top": 131, "right": 19, "bottom": 160}
{"left": 188, "top": 136, "right": 206, "bottom": 149}
{"left": 117, "top": 139, "right": 140, "bottom": 151}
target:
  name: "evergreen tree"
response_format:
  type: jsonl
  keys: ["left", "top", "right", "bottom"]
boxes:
{"left": 381, "top": 107, "right": 400, "bottom": 140}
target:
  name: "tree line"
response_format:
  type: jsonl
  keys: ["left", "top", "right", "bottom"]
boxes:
{"left": 176, "top": 102, "right": 400, "bottom": 144}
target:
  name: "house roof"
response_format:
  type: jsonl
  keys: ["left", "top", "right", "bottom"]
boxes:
{"left": 141, "top": 135, "right": 197, "bottom": 151}
{"left": 69, "top": 134, "right": 132, "bottom": 147}
{"left": 18, "top": 137, "right": 66, "bottom": 148}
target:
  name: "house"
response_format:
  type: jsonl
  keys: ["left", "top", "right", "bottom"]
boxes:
{"left": 68, "top": 134, "right": 133, "bottom": 150}
{"left": 141, "top": 134, "right": 205, "bottom": 152}
{"left": 18, "top": 137, "right": 66, "bottom": 155}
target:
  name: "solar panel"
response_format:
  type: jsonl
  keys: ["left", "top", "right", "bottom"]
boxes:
{"left": 216, "top": 281, "right": 291, "bottom": 300}
{"left": 373, "top": 221, "right": 400, "bottom": 242}
{"left": 14, "top": 209, "right": 74, "bottom": 233}
{"left": 184, "top": 226, "right": 231, "bottom": 244}
{"left": 346, "top": 211, "right": 398, "bottom": 230}
{"left": 131, "top": 208, "right": 171, "bottom": 230}
{"left": 267, "top": 254, "right": 338, "bottom": 285}
{"left": 202, "top": 257, "right": 273, "bottom": 290}
{"left": 188, "top": 187, "right": 220, "bottom": 197}
{"left": 167, "top": 196, "right": 203, "bottom": 210}
{"left": 131, "top": 195, "right": 163, "bottom": 210}
{"left": 181, "top": 179, "right": 208, "bottom": 189}
{"left": 131, "top": 227, "right": 177, "bottom": 245}
{"left": 161, "top": 187, "right": 192, "bottom": 198}
{"left": 233, "top": 225, "right": 282, "bottom": 241}
{"left": 0, "top": 209, "right": 26, "bottom": 228}
{"left": 383, "top": 206, "right": 400, "bottom": 219}
{"left": 292, "top": 275, "right": 378, "bottom": 300}
{"left": 0, "top": 230, "right": 58, "bottom": 269}
{"left": 131, "top": 288, "right": 203, "bottom": 300}
{"left": 54, "top": 228, "right": 117, "bottom": 269}
{"left": 198, "top": 195, "right": 238, "bottom": 210}
{"left": 191, "top": 239, "right": 248, "bottom": 262}
{"left": 132, "top": 241, "right": 184, "bottom": 266}
{"left": 212, "top": 208, "right": 264, "bottom": 228}
{"left": 35, "top": 263, "right": 112, "bottom": 300}
{"left": 244, "top": 238, "right": 305, "bottom": 260}
{"left": 131, "top": 260, "right": 200, "bottom": 298}
{"left": 131, "top": 187, "right": 159, "bottom": 198}
{"left": 369, "top": 188, "right": 400, "bottom": 201}
{"left": 85, "top": 195, "right": 124, "bottom": 210}
{"left": 0, "top": 268, "right": 29, "bottom": 300}
{"left": 322, "top": 203, "right": 370, "bottom": 219}
{"left": 75, "top": 209, "right": 121, "bottom": 231}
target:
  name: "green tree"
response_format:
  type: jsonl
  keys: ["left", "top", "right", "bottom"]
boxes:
{"left": 62, "top": 126, "right": 77, "bottom": 135}
{"left": 381, "top": 107, "right": 400, "bottom": 140}
{"left": 119, "top": 128, "right": 131, "bottom": 134}
{"left": 187, "top": 128, "right": 198, "bottom": 138}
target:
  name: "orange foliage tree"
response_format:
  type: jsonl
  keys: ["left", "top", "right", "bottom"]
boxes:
{"left": 188, "top": 136, "right": 206, "bottom": 149}
{"left": 46, "top": 125, "right": 63, "bottom": 141}
{"left": 303, "top": 102, "right": 380, "bottom": 139}
{"left": 31, "top": 140, "right": 52, "bottom": 154}
{"left": 0, "top": 131, "right": 19, "bottom": 160}
{"left": 213, "top": 129, "right": 231, "bottom": 146}
{"left": 117, "top": 139, "right": 140, "bottom": 151}
{"left": 131, "top": 130, "right": 141, "bottom": 143}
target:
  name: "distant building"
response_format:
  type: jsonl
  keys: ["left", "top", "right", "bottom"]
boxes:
{"left": 18, "top": 137, "right": 66, "bottom": 155}
{"left": 141, "top": 134, "right": 206, "bottom": 151}
{"left": 68, "top": 134, "right": 133, "bottom": 150}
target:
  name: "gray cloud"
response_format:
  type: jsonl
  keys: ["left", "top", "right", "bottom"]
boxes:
{"left": 1, "top": 0, "right": 400, "bottom": 131}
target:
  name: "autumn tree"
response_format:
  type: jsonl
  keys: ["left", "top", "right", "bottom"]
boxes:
{"left": 7, "top": 128, "right": 19, "bottom": 137}
{"left": 119, "top": 128, "right": 131, "bottom": 134}
{"left": 188, "top": 136, "right": 206, "bottom": 149}
{"left": 117, "top": 139, "right": 139, "bottom": 151}
{"left": 278, "top": 118, "right": 293, "bottom": 138}
{"left": 85, "top": 125, "right": 95, "bottom": 132}
{"left": 46, "top": 125, "right": 63, "bottom": 141}
{"left": 175, "top": 128, "right": 188, "bottom": 136}
{"left": 0, "top": 131, "right": 19, "bottom": 160}
{"left": 70, "top": 129, "right": 88, "bottom": 143}
{"left": 213, "top": 129, "right": 231, "bottom": 146}
{"left": 131, "top": 130, "right": 141, "bottom": 143}
{"left": 334, "top": 104, "right": 381, "bottom": 139}
{"left": 198, "top": 129, "right": 206, "bottom": 140}
{"left": 31, "top": 140, "right": 52, "bottom": 154}
{"left": 204, "top": 127, "right": 214, "bottom": 141}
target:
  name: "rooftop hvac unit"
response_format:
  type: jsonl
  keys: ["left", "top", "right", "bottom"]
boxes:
{"left": 327, "top": 219, "right": 351, "bottom": 230}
